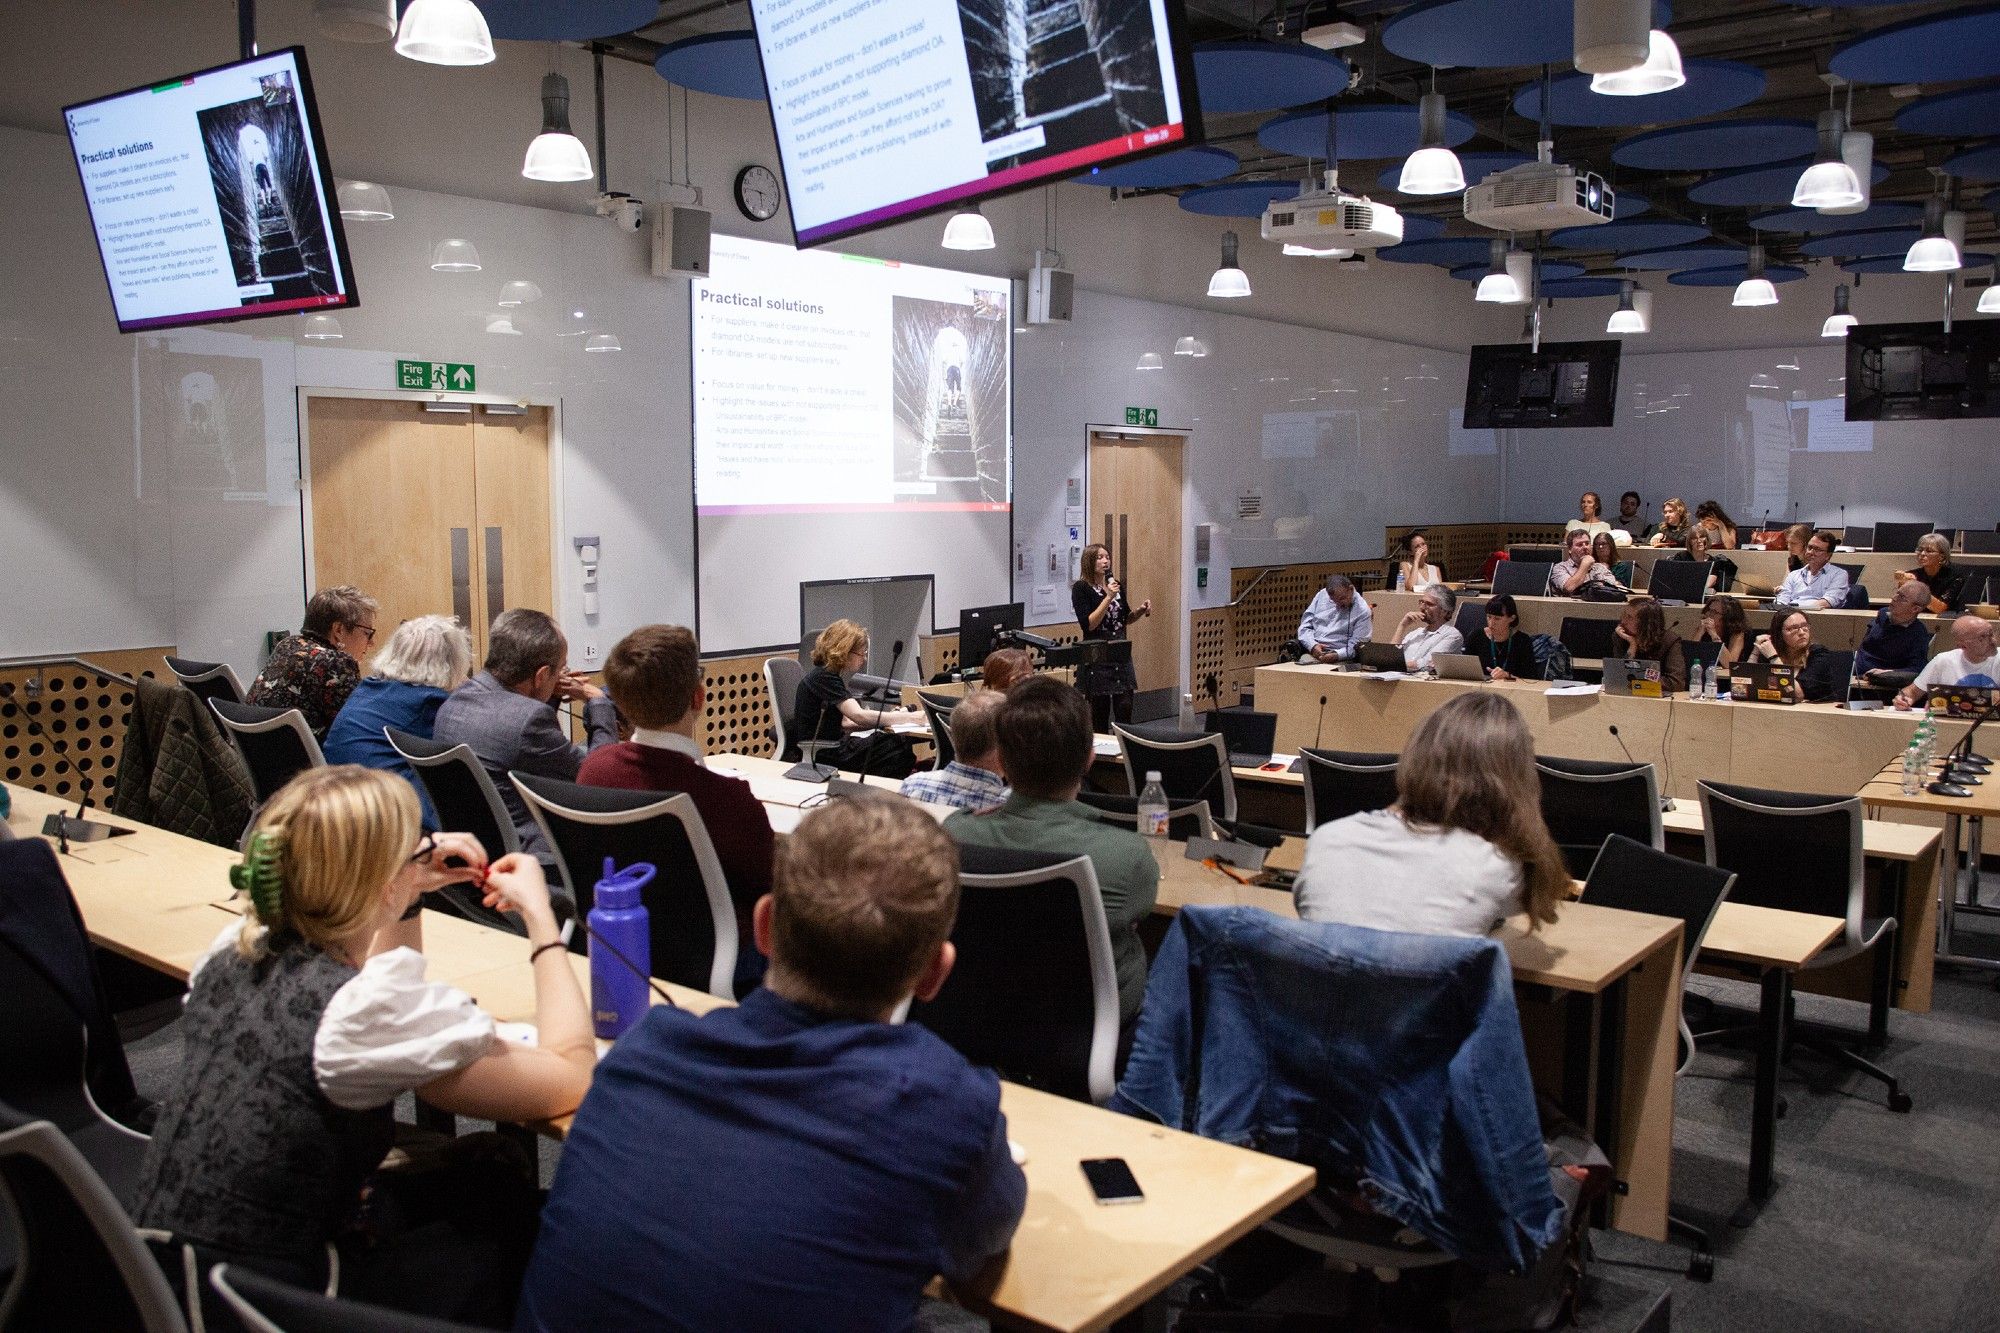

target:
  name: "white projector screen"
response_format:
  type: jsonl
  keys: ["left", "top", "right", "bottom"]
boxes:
{"left": 693, "top": 235, "right": 1013, "bottom": 656}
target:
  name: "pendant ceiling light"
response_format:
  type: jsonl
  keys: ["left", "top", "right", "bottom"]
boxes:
{"left": 430, "top": 238, "right": 482, "bottom": 272}
{"left": 1591, "top": 29, "right": 1685, "bottom": 96}
{"left": 1207, "top": 231, "right": 1251, "bottom": 298}
{"left": 1174, "top": 335, "right": 1199, "bottom": 355}
{"left": 300, "top": 313, "right": 345, "bottom": 340}
{"left": 1136, "top": 352, "right": 1164, "bottom": 370}
{"left": 1821, "top": 283, "right": 1858, "bottom": 337}
{"left": 1399, "top": 86, "right": 1465, "bottom": 196}
{"left": 1475, "top": 239, "right": 1521, "bottom": 303}
{"left": 485, "top": 312, "right": 523, "bottom": 336}
{"left": 1607, "top": 281, "right": 1645, "bottom": 333}
{"left": 1979, "top": 284, "right": 2000, "bottom": 314}
{"left": 497, "top": 280, "right": 542, "bottom": 307}
{"left": 1793, "top": 107, "right": 1864, "bottom": 211}
{"left": 1574, "top": 0, "right": 1650, "bottom": 75}
{"left": 941, "top": 204, "right": 994, "bottom": 250}
{"left": 584, "top": 332, "right": 623, "bottom": 352}
{"left": 315, "top": 0, "right": 396, "bottom": 43}
{"left": 1733, "top": 244, "right": 1778, "bottom": 307}
{"left": 523, "top": 72, "right": 593, "bottom": 182}
{"left": 395, "top": 0, "right": 494, "bottom": 66}
{"left": 336, "top": 180, "right": 394, "bottom": 221}
{"left": 1905, "top": 198, "right": 1963, "bottom": 272}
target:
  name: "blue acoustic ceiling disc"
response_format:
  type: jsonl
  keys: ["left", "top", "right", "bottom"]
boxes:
{"left": 1375, "top": 237, "right": 1500, "bottom": 267}
{"left": 1842, "top": 252, "right": 1995, "bottom": 274}
{"left": 1257, "top": 102, "right": 1477, "bottom": 160}
{"left": 477, "top": 0, "right": 658, "bottom": 39}
{"left": 1614, "top": 242, "right": 1746, "bottom": 270}
{"left": 1178, "top": 180, "right": 1306, "bottom": 217}
{"left": 1832, "top": 6, "right": 2000, "bottom": 86}
{"left": 1896, "top": 84, "right": 2000, "bottom": 138}
{"left": 1075, "top": 147, "right": 1239, "bottom": 188}
{"left": 1946, "top": 143, "right": 2000, "bottom": 183}
{"left": 1192, "top": 42, "right": 1352, "bottom": 115}
{"left": 654, "top": 31, "right": 766, "bottom": 99}
{"left": 1669, "top": 262, "right": 1809, "bottom": 287}
{"left": 1447, "top": 259, "right": 1587, "bottom": 282}
{"left": 1689, "top": 156, "right": 1891, "bottom": 207}
{"left": 1747, "top": 203, "right": 1924, "bottom": 234}
{"left": 1988, "top": 188, "right": 2000, "bottom": 215}
{"left": 1798, "top": 228, "right": 1922, "bottom": 259}
{"left": 1512, "top": 60, "right": 1764, "bottom": 129}
{"left": 1539, "top": 277, "right": 1629, "bottom": 299}
{"left": 1383, "top": 0, "right": 1669, "bottom": 70}
{"left": 1613, "top": 118, "right": 1817, "bottom": 172}
{"left": 1549, "top": 219, "right": 1709, "bottom": 250}
{"left": 1613, "top": 190, "right": 1652, "bottom": 219}
{"left": 1399, "top": 214, "right": 1449, "bottom": 243}
{"left": 1375, "top": 152, "right": 1531, "bottom": 194}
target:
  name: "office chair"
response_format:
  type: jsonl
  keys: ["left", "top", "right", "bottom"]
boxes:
{"left": 1697, "top": 781, "right": 1910, "bottom": 1112}
{"left": 1453, "top": 599, "right": 1486, "bottom": 644}
{"left": 764, "top": 656, "right": 833, "bottom": 766}
{"left": 385, "top": 729, "right": 531, "bottom": 935}
{"left": 1298, "top": 748, "right": 1399, "bottom": 833}
{"left": 1842, "top": 583, "right": 1871, "bottom": 610}
{"left": 1112, "top": 723, "right": 1284, "bottom": 845}
{"left": 915, "top": 690, "right": 959, "bottom": 769}
{"left": 208, "top": 700, "right": 325, "bottom": 810}
{"left": 908, "top": 846, "right": 1119, "bottom": 1105}
{"left": 1870, "top": 522, "right": 1934, "bottom": 554}
{"left": 1558, "top": 616, "right": 1622, "bottom": 664}
{"left": 1644, "top": 558, "right": 1711, "bottom": 605}
{"left": 210, "top": 1264, "right": 492, "bottom": 1333}
{"left": 1076, "top": 789, "right": 1215, "bottom": 841}
{"left": 1958, "top": 529, "right": 2000, "bottom": 555}
{"left": 511, "top": 773, "right": 739, "bottom": 999}
{"left": 1534, "top": 755, "right": 1664, "bottom": 879}
{"left": 1840, "top": 524, "right": 1873, "bottom": 550}
{"left": 162, "top": 656, "right": 245, "bottom": 712}
{"left": 1491, "top": 561, "right": 1555, "bottom": 599}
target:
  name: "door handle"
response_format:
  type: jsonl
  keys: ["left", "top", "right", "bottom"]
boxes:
{"left": 484, "top": 526, "right": 505, "bottom": 627}
{"left": 450, "top": 528, "right": 472, "bottom": 628}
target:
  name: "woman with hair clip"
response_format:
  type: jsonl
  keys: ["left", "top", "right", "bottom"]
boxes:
{"left": 1073, "top": 542, "right": 1152, "bottom": 731}
{"left": 133, "top": 766, "right": 595, "bottom": 1326}
{"left": 1292, "top": 692, "right": 1570, "bottom": 937}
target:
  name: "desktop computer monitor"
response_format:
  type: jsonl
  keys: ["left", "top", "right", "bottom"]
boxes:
{"left": 958, "top": 602, "right": 1024, "bottom": 672}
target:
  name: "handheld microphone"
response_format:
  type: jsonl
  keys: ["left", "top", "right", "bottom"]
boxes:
{"left": 831, "top": 638, "right": 905, "bottom": 799}
{"left": 1607, "top": 723, "right": 1673, "bottom": 811}
{"left": 0, "top": 682, "right": 131, "bottom": 849}
{"left": 1288, "top": 694, "right": 1329, "bottom": 773}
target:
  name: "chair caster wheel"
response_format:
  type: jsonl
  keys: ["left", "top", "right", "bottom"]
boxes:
{"left": 1888, "top": 1090, "right": 1913, "bottom": 1113}
{"left": 1688, "top": 1253, "right": 1715, "bottom": 1283}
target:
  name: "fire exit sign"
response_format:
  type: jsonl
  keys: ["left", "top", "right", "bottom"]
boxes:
{"left": 1124, "top": 405, "right": 1158, "bottom": 427}
{"left": 397, "top": 359, "right": 476, "bottom": 392}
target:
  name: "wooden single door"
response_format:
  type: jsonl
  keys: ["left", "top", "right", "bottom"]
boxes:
{"left": 1088, "top": 430, "right": 1185, "bottom": 711}
{"left": 472, "top": 408, "right": 554, "bottom": 633}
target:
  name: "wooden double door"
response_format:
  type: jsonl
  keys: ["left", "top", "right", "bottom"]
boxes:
{"left": 305, "top": 396, "right": 553, "bottom": 663}
{"left": 1087, "top": 429, "right": 1186, "bottom": 716}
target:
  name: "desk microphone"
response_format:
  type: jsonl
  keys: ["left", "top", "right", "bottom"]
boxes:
{"left": 831, "top": 639, "right": 905, "bottom": 800}
{"left": 1607, "top": 723, "right": 1673, "bottom": 812}
{"left": 0, "top": 682, "right": 131, "bottom": 850}
{"left": 785, "top": 672, "right": 838, "bottom": 784}
{"left": 1761, "top": 509, "right": 1771, "bottom": 533}
{"left": 1289, "top": 694, "right": 1329, "bottom": 773}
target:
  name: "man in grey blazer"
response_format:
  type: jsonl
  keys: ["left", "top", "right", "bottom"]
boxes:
{"left": 433, "top": 608, "right": 619, "bottom": 856}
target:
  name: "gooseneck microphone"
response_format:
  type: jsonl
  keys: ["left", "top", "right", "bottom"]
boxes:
{"left": 786, "top": 684, "right": 838, "bottom": 784}
{"left": 1289, "top": 694, "right": 1330, "bottom": 774}
{"left": 1607, "top": 723, "right": 1674, "bottom": 812}
{"left": 833, "top": 639, "right": 905, "bottom": 799}
{"left": 0, "top": 681, "right": 131, "bottom": 848}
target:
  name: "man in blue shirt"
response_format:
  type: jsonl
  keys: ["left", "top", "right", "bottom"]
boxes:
{"left": 1772, "top": 529, "right": 1850, "bottom": 609}
{"left": 1856, "top": 581, "right": 1935, "bottom": 688}
{"left": 516, "top": 798, "right": 1026, "bottom": 1333}
{"left": 1296, "top": 574, "right": 1374, "bottom": 663}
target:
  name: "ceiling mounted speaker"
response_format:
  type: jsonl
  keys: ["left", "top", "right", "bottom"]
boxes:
{"left": 315, "top": 0, "right": 396, "bottom": 41}
{"left": 1574, "top": 0, "right": 1651, "bottom": 75}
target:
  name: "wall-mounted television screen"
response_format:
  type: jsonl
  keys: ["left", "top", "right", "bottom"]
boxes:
{"left": 1846, "top": 320, "right": 2000, "bottom": 421}
{"left": 63, "top": 46, "right": 356, "bottom": 333}
{"left": 746, "top": 0, "right": 1202, "bottom": 247}
{"left": 1464, "top": 339, "right": 1621, "bottom": 429}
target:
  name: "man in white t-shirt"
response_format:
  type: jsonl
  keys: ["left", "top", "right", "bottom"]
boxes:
{"left": 1895, "top": 615, "right": 1998, "bottom": 709}
{"left": 1396, "top": 585, "right": 1465, "bottom": 672}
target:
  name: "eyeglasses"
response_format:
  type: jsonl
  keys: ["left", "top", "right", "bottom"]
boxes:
{"left": 352, "top": 624, "right": 377, "bottom": 643}
{"left": 408, "top": 834, "right": 436, "bottom": 865}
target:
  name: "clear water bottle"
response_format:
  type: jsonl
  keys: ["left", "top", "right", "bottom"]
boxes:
{"left": 1178, "top": 692, "right": 1198, "bottom": 733}
{"left": 1915, "top": 716, "right": 1936, "bottom": 771}
{"left": 1138, "top": 771, "right": 1171, "bottom": 841}
{"left": 1901, "top": 741, "right": 1923, "bottom": 796}
{"left": 1396, "top": 568, "right": 1408, "bottom": 592}
{"left": 1688, "top": 660, "right": 1706, "bottom": 701}
{"left": 589, "top": 858, "right": 655, "bottom": 1041}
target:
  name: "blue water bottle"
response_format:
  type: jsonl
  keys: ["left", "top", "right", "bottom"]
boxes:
{"left": 588, "top": 858, "right": 655, "bottom": 1041}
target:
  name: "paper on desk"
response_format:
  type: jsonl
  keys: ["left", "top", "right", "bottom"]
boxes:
{"left": 1093, "top": 736, "right": 1121, "bottom": 756}
{"left": 889, "top": 723, "right": 928, "bottom": 735}
{"left": 1546, "top": 682, "right": 1602, "bottom": 696}
{"left": 1362, "top": 671, "right": 1409, "bottom": 681}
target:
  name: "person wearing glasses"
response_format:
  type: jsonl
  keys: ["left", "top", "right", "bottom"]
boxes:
{"left": 1395, "top": 585, "right": 1465, "bottom": 672}
{"left": 1463, "top": 594, "right": 1541, "bottom": 681}
{"left": 246, "top": 584, "right": 380, "bottom": 737}
{"left": 1772, "top": 530, "right": 1849, "bottom": 610}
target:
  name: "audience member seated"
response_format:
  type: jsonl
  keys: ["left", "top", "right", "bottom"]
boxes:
{"left": 578, "top": 624, "right": 775, "bottom": 993}
{"left": 900, "top": 689, "right": 1010, "bottom": 813}
{"left": 980, "top": 646, "right": 1034, "bottom": 692}
{"left": 1591, "top": 531, "right": 1635, "bottom": 587}
{"left": 1649, "top": 496, "right": 1691, "bottom": 548}
{"left": 944, "top": 677, "right": 1158, "bottom": 1028}
{"left": 1395, "top": 585, "right": 1466, "bottom": 672}
{"left": 1295, "top": 572, "right": 1373, "bottom": 664}
{"left": 134, "top": 767, "right": 593, "bottom": 1327}
{"left": 1548, "top": 528, "right": 1623, "bottom": 598}
{"left": 1896, "top": 533, "right": 1967, "bottom": 614}
{"left": 1694, "top": 499, "right": 1740, "bottom": 550}
{"left": 1782, "top": 522, "right": 1812, "bottom": 570}
{"left": 1696, "top": 594, "right": 1750, "bottom": 678}
{"left": 1388, "top": 530, "right": 1445, "bottom": 593}
{"left": 1616, "top": 489, "right": 1652, "bottom": 542}
{"left": 1613, "top": 597, "right": 1688, "bottom": 692}
{"left": 517, "top": 798, "right": 1026, "bottom": 1333}
{"left": 1751, "top": 608, "right": 1845, "bottom": 703}
{"left": 433, "top": 608, "right": 619, "bottom": 856}
{"left": 1672, "top": 526, "right": 1722, "bottom": 598}
{"left": 245, "top": 584, "right": 378, "bottom": 737}
{"left": 1292, "top": 692, "right": 1567, "bottom": 937}
{"left": 1895, "top": 615, "right": 2000, "bottom": 710}
{"left": 1464, "top": 593, "right": 1541, "bottom": 681}
{"left": 1856, "top": 583, "right": 1937, "bottom": 690}
{"left": 1565, "top": 490, "right": 1611, "bottom": 540}
{"left": 792, "top": 618, "right": 922, "bottom": 779}
{"left": 322, "top": 615, "right": 472, "bottom": 830}
{"left": 1773, "top": 529, "right": 1850, "bottom": 609}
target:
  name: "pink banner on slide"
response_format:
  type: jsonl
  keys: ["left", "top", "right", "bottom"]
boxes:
{"left": 700, "top": 501, "right": 1010, "bottom": 516}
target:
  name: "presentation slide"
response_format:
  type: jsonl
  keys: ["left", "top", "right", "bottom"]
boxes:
{"left": 64, "top": 47, "right": 353, "bottom": 333}
{"left": 693, "top": 236, "right": 1013, "bottom": 655}
{"left": 749, "top": 0, "right": 1193, "bottom": 245}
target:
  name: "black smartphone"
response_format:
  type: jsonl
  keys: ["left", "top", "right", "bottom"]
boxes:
{"left": 1080, "top": 1157, "right": 1144, "bottom": 1205}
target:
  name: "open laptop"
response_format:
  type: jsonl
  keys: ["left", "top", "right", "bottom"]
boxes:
{"left": 1729, "top": 661, "right": 1797, "bottom": 705}
{"left": 1602, "top": 658, "right": 1665, "bottom": 698}
{"left": 1203, "top": 709, "right": 1278, "bottom": 768}
{"left": 1928, "top": 683, "right": 1999, "bottom": 720}
{"left": 1343, "top": 641, "right": 1409, "bottom": 673}
{"left": 1432, "top": 652, "right": 1487, "bottom": 682}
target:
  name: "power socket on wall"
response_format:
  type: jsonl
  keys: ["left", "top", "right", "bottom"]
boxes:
{"left": 582, "top": 643, "right": 600, "bottom": 663}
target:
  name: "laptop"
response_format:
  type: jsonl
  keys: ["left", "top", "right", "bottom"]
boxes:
{"left": 1203, "top": 709, "right": 1278, "bottom": 768}
{"left": 1432, "top": 652, "right": 1487, "bottom": 681}
{"left": 1928, "top": 683, "right": 1999, "bottom": 720}
{"left": 1602, "top": 658, "right": 1665, "bottom": 698}
{"left": 1729, "top": 661, "right": 1797, "bottom": 705}
{"left": 1346, "top": 641, "right": 1409, "bottom": 673}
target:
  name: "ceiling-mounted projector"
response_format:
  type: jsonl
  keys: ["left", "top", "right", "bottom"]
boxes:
{"left": 1261, "top": 175, "right": 1404, "bottom": 250}
{"left": 1463, "top": 161, "right": 1614, "bottom": 233}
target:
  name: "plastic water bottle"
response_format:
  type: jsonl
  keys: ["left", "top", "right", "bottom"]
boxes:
{"left": 1901, "top": 740, "right": 1923, "bottom": 796}
{"left": 1915, "top": 716, "right": 1936, "bottom": 772}
{"left": 1138, "top": 771, "right": 1171, "bottom": 841}
{"left": 1178, "top": 692, "right": 1198, "bottom": 733}
{"left": 588, "top": 858, "right": 656, "bottom": 1041}
{"left": 1396, "top": 568, "right": 1408, "bottom": 592}
{"left": 1688, "top": 660, "right": 1706, "bottom": 701}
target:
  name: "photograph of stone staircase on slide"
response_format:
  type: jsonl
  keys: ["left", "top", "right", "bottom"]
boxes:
{"left": 195, "top": 70, "right": 338, "bottom": 307}
{"left": 961, "top": 0, "right": 1171, "bottom": 169}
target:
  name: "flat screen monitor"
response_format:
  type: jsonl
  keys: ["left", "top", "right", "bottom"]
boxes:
{"left": 959, "top": 601, "right": 1024, "bottom": 671}
{"left": 1464, "top": 340, "right": 1621, "bottom": 429}
{"left": 1847, "top": 320, "right": 2000, "bottom": 421}
{"left": 63, "top": 46, "right": 356, "bottom": 333}
{"left": 746, "top": 0, "right": 1202, "bottom": 247}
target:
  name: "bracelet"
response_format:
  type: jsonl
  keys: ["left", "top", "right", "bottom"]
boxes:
{"left": 400, "top": 898, "right": 424, "bottom": 921}
{"left": 529, "top": 940, "right": 565, "bottom": 964}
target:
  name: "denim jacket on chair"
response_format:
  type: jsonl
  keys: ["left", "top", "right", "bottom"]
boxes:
{"left": 1110, "top": 906, "right": 1563, "bottom": 1275}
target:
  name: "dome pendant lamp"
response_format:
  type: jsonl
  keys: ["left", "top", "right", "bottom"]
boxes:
{"left": 1591, "top": 28, "right": 1685, "bottom": 96}
{"left": 1574, "top": 0, "right": 1650, "bottom": 75}
{"left": 1475, "top": 239, "right": 1521, "bottom": 303}
{"left": 1398, "top": 84, "right": 1465, "bottom": 196}
{"left": 941, "top": 204, "right": 994, "bottom": 250}
{"left": 1905, "top": 198, "right": 1963, "bottom": 273}
{"left": 522, "top": 73, "right": 593, "bottom": 182}
{"left": 1607, "top": 281, "right": 1645, "bottom": 333}
{"left": 1979, "top": 283, "right": 2000, "bottom": 314}
{"left": 395, "top": 0, "right": 494, "bottom": 66}
{"left": 1793, "top": 107, "right": 1863, "bottom": 211}
{"left": 1822, "top": 283, "right": 1858, "bottom": 337}
{"left": 1207, "top": 231, "right": 1251, "bottom": 298}
{"left": 1733, "top": 244, "right": 1778, "bottom": 307}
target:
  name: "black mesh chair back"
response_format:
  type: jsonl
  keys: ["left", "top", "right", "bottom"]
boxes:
{"left": 1558, "top": 616, "right": 1622, "bottom": 661}
{"left": 1833, "top": 562, "right": 1865, "bottom": 588}
{"left": 1507, "top": 544, "right": 1553, "bottom": 563}
{"left": 908, "top": 845, "right": 1119, "bottom": 1104}
{"left": 1453, "top": 600, "right": 1486, "bottom": 643}
{"left": 511, "top": 773, "right": 738, "bottom": 998}
{"left": 1112, "top": 723, "right": 1237, "bottom": 823}
{"left": 765, "top": 655, "right": 834, "bottom": 764}
{"left": 1819, "top": 649, "right": 1857, "bottom": 698}
{"left": 1870, "top": 521, "right": 1934, "bottom": 553}
{"left": 385, "top": 729, "right": 528, "bottom": 935}
{"left": 1644, "top": 558, "right": 1711, "bottom": 605}
{"left": 0, "top": 1102, "right": 187, "bottom": 1333}
{"left": 916, "top": 691, "right": 959, "bottom": 769}
{"left": 1298, "top": 748, "right": 1399, "bottom": 832}
{"left": 1536, "top": 755, "right": 1663, "bottom": 878}
{"left": 208, "top": 700, "right": 325, "bottom": 807}
{"left": 162, "top": 656, "right": 244, "bottom": 711}
{"left": 1491, "top": 561, "right": 1555, "bottom": 599}
{"left": 1959, "top": 529, "right": 2000, "bottom": 555}
{"left": 1076, "top": 789, "right": 1215, "bottom": 841}
{"left": 211, "top": 1263, "right": 488, "bottom": 1333}
{"left": 1841, "top": 523, "right": 1873, "bottom": 549}
{"left": 1698, "top": 780, "right": 1868, "bottom": 960}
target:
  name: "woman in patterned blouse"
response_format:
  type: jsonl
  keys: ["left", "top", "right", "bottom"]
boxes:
{"left": 245, "top": 585, "right": 378, "bottom": 736}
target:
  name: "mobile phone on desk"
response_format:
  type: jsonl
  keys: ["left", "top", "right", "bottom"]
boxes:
{"left": 1081, "top": 1157, "right": 1144, "bottom": 1205}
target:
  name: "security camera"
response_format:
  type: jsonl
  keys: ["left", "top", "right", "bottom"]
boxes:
{"left": 595, "top": 191, "right": 644, "bottom": 232}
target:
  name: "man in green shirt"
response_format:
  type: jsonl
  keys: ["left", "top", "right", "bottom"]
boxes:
{"left": 944, "top": 677, "right": 1159, "bottom": 1026}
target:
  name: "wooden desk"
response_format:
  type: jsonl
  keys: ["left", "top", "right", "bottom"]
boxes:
{"left": 5, "top": 785, "right": 1313, "bottom": 1333}
{"left": 1858, "top": 753, "right": 2000, "bottom": 974}
{"left": 1507, "top": 543, "right": 2000, "bottom": 600}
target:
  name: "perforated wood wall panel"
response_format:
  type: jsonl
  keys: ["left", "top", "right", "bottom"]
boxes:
{"left": 1205, "top": 560, "right": 1381, "bottom": 706}
{"left": 1, "top": 650, "right": 173, "bottom": 800}
{"left": 701, "top": 652, "right": 783, "bottom": 758}
{"left": 1191, "top": 610, "right": 1228, "bottom": 709}
{"left": 919, "top": 622, "right": 1078, "bottom": 679}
